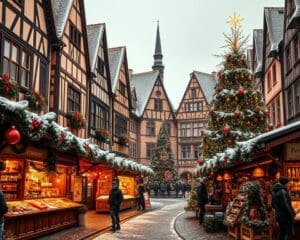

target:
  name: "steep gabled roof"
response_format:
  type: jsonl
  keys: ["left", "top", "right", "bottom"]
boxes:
{"left": 193, "top": 71, "right": 216, "bottom": 104}
{"left": 51, "top": 0, "right": 73, "bottom": 38}
{"left": 87, "top": 24, "right": 105, "bottom": 71}
{"left": 253, "top": 29, "right": 263, "bottom": 75}
{"left": 264, "top": 7, "right": 284, "bottom": 57}
{"left": 130, "top": 71, "right": 159, "bottom": 117}
{"left": 108, "top": 47, "right": 125, "bottom": 93}
{"left": 288, "top": 0, "right": 300, "bottom": 29}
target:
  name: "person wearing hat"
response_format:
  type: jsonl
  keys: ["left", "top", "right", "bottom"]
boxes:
{"left": 271, "top": 176, "right": 295, "bottom": 240}
{"left": 197, "top": 177, "right": 208, "bottom": 225}
{"left": 108, "top": 180, "right": 123, "bottom": 232}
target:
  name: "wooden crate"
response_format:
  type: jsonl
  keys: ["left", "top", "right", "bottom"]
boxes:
{"left": 240, "top": 224, "right": 272, "bottom": 240}
{"left": 228, "top": 226, "right": 240, "bottom": 239}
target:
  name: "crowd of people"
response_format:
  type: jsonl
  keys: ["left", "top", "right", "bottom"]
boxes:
{"left": 144, "top": 181, "right": 191, "bottom": 198}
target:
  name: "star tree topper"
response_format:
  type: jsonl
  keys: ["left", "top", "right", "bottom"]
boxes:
{"left": 223, "top": 12, "right": 248, "bottom": 54}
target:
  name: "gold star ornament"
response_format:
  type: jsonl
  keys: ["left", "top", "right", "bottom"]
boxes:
{"left": 227, "top": 12, "right": 244, "bottom": 28}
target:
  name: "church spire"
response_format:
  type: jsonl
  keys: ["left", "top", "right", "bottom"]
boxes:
{"left": 152, "top": 21, "right": 164, "bottom": 81}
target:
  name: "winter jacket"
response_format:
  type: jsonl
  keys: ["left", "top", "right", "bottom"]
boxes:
{"left": 0, "top": 190, "right": 8, "bottom": 224}
{"left": 108, "top": 188, "right": 123, "bottom": 210}
{"left": 197, "top": 182, "right": 208, "bottom": 206}
{"left": 271, "top": 183, "right": 295, "bottom": 222}
{"left": 138, "top": 185, "right": 146, "bottom": 198}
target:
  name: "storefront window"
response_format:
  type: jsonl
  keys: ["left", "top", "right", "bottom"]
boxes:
{"left": 24, "top": 160, "right": 71, "bottom": 199}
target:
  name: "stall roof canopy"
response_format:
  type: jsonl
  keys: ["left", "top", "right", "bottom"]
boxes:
{"left": 0, "top": 97, "right": 154, "bottom": 176}
{"left": 197, "top": 121, "right": 300, "bottom": 174}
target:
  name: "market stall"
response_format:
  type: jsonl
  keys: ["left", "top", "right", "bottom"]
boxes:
{"left": 198, "top": 121, "right": 300, "bottom": 239}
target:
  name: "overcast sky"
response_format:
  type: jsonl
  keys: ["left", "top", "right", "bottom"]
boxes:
{"left": 85, "top": 0, "right": 284, "bottom": 109}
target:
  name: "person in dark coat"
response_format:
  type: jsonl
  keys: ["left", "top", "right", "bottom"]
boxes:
{"left": 108, "top": 180, "right": 123, "bottom": 232}
{"left": 137, "top": 183, "right": 146, "bottom": 211}
{"left": 197, "top": 177, "right": 208, "bottom": 225}
{"left": 272, "top": 176, "right": 295, "bottom": 240}
{"left": 167, "top": 182, "right": 171, "bottom": 197}
{"left": 153, "top": 182, "right": 159, "bottom": 197}
{"left": 182, "top": 183, "right": 187, "bottom": 198}
{"left": 0, "top": 190, "right": 8, "bottom": 240}
{"left": 175, "top": 182, "right": 180, "bottom": 198}
{"left": 160, "top": 182, "right": 166, "bottom": 197}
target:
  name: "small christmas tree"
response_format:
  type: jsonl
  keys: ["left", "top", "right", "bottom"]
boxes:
{"left": 201, "top": 13, "right": 269, "bottom": 172}
{"left": 185, "top": 179, "right": 199, "bottom": 215}
{"left": 150, "top": 122, "right": 178, "bottom": 182}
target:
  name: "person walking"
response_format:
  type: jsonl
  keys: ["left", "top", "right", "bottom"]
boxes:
{"left": 160, "top": 181, "right": 166, "bottom": 197}
{"left": 167, "top": 182, "right": 171, "bottom": 197}
{"left": 137, "top": 183, "right": 146, "bottom": 211}
{"left": 108, "top": 180, "right": 123, "bottom": 232}
{"left": 182, "top": 182, "right": 187, "bottom": 198}
{"left": 153, "top": 182, "right": 159, "bottom": 197}
{"left": 175, "top": 182, "right": 180, "bottom": 198}
{"left": 197, "top": 177, "right": 208, "bottom": 225}
{"left": 272, "top": 176, "right": 295, "bottom": 240}
{"left": 0, "top": 189, "right": 8, "bottom": 240}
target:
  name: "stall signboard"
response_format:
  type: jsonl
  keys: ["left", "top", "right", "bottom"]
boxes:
{"left": 286, "top": 143, "right": 300, "bottom": 161}
{"left": 143, "top": 192, "right": 151, "bottom": 209}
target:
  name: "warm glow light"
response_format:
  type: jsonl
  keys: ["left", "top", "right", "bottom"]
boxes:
{"left": 223, "top": 172, "right": 232, "bottom": 180}
{"left": 275, "top": 171, "right": 280, "bottom": 179}
{"left": 252, "top": 167, "right": 265, "bottom": 178}
{"left": 217, "top": 174, "right": 223, "bottom": 181}
{"left": 56, "top": 178, "right": 60, "bottom": 183}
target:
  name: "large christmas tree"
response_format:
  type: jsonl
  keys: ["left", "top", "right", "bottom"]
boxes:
{"left": 200, "top": 14, "right": 269, "bottom": 173}
{"left": 150, "top": 122, "right": 178, "bottom": 182}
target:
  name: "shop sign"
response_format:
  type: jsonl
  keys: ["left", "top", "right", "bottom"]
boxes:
{"left": 286, "top": 143, "right": 300, "bottom": 160}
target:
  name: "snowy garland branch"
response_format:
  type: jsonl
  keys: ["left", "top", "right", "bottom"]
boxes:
{"left": 0, "top": 97, "right": 154, "bottom": 175}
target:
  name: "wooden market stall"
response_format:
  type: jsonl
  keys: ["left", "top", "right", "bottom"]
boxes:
{"left": 0, "top": 146, "right": 83, "bottom": 240}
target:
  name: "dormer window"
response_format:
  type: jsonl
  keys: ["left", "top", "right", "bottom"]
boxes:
{"left": 97, "top": 57, "right": 105, "bottom": 76}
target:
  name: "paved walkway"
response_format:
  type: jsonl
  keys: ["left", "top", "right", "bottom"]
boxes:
{"left": 175, "top": 211, "right": 231, "bottom": 240}
{"left": 93, "top": 198, "right": 185, "bottom": 240}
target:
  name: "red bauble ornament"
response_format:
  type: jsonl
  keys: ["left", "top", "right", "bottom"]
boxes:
{"left": 216, "top": 87, "right": 223, "bottom": 93}
{"left": 246, "top": 121, "right": 251, "bottom": 126}
{"left": 223, "top": 125, "right": 230, "bottom": 135}
{"left": 227, "top": 139, "right": 232, "bottom": 145}
{"left": 255, "top": 106, "right": 260, "bottom": 113}
{"left": 253, "top": 117, "right": 259, "bottom": 123}
{"left": 5, "top": 126, "right": 21, "bottom": 145}
{"left": 210, "top": 172, "right": 215, "bottom": 177}
{"left": 198, "top": 159, "right": 204, "bottom": 165}
{"left": 238, "top": 87, "right": 245, "bottom": 95}
{"left": 234, "top": 109, "right": 241, "bottom": 117}
{"left": 264, "top": 128, "right": 270, "bottom": 132}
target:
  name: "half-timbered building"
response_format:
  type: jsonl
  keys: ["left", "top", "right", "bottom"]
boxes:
{"left": 131, "top": 70, "right": 177, "bottom": 167}
{"left": 109, "top": 46, "right": 132, "bottom": 157}
{"left": 0, "top": 0, "right": 52, "bottom": 102}
{"left": 49, "top": 0, "right": 90, "bottom": 138}
{"left": 87, "top": 23, "right": 112, "bottom": 150}
{"left": 283, "top": 0, "right": 300, "bottom": 124}
{"left": 262, "top": 7, "right": 284, "bottom": 128}
{"left": 129, "top": 83, "right": 138, "bottom": 161}
{"left": 176, "top": 71, "right": 216, "bottom": 180}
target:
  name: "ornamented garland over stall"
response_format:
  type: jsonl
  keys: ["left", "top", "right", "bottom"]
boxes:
{"left": 0, "top": 97, "right": 154, "bottom": 175}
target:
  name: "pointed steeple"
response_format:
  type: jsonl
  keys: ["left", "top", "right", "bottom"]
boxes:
{"left": 152, "top": 21, "right": 165, "bottom": 81}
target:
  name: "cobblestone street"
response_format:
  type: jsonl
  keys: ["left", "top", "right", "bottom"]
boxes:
{"left": 93, "top": 198, "right": 230, "bottom": 240}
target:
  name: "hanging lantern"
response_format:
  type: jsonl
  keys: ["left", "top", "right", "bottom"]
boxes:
{"left": 217, "top": 174, "right": 223, "bottom": 181}
{"left": 246, "top": 121, "right": 251, "bottom": 127}
{"left": 252, "top": 167, "right": 265, "bottom": 178}
{"left": 223, "top": 172, "right": 232, "bottom": 180}
{"left": 5, "top": 126, "right": 21, "bottom": 145}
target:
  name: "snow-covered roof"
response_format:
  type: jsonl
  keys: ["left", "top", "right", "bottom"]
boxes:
{"left": 108, "top": 47, "right": 125, "bottom": 93}
{"left": 197, "top": 121, "right": 300, "bottom": 174}
{"left": 264, "top": 7, "right": 284, "bottom": 56}
{"left": 87, "top": 24, "right": 105, "bottom": 72}
{"left": 253, "top": 29, "right": 263, "bottom": 75}
{"left": 130, "top": 70, "right": 160, "bottom": 117}
{"left": 0, "top": 97, "right": 154, "bottom": 176}
{"left": 193, "top": 71, "right": 216, "bottom": 104}
{"left": 288, "top": 0, "right": 300, "bottom": 28}
{"left": 51, "top": 0, "right": 73, "bottom": 38}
